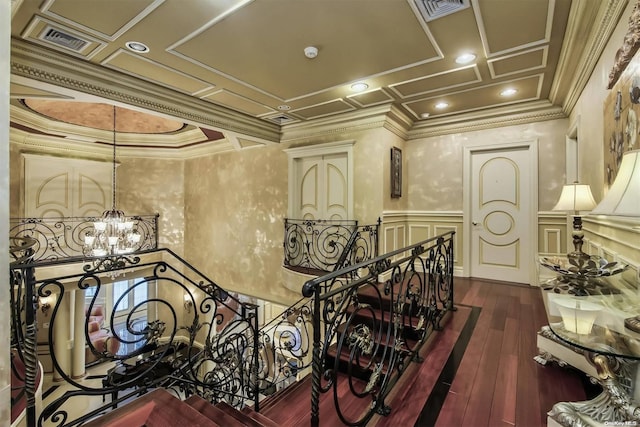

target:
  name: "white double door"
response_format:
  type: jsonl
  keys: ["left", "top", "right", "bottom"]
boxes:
{"left": 24, "top": 154, "right": 112, "bottom": 218}
{"left": 293, "top": 153, "right": 349, "bottom": 221}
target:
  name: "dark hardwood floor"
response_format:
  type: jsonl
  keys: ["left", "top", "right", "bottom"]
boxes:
{"left": 398, "top": 277, "right": 589, "bottom": 427}
{"left": 264, "top": 277, "right": 591, "bottom": 427}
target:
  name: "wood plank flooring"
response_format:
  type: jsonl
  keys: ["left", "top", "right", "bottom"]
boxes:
{"left": 264, "top": 277, "right": 592, "bottom": 427}
{"left": 425, "top": 277, "right": 589, "bottom": 427}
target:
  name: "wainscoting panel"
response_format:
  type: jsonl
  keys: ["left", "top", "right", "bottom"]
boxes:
{"left": 583, "top": 217, "right": 640, "bottom": 287}
{"left": 382, "top": 211, "right": 463, "bottom": 274}
{"left": 537, "top": 212, "right": 567, "bottom": 255}
{"left": 380, "top": 211, "right": 639, "bottom": 286}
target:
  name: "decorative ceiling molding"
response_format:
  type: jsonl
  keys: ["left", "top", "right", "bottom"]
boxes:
{"left": 550, "top": 0, "right": 628, "bottom": 115}
{"left": 9, "top": 126, "right": 236, "bottom": 160}
{"left": 280, "top": 104, "right": 412, "bottom": 144}
{"left": 408, "top": 101, "right": 566, "bottom": 139}
{"left": 10, "top": 38, "right": 281, "bottom": 143}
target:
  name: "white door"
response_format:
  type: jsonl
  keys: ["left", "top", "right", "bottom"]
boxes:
{"left": 294, "top": 153, "right": 348, "bottom": 220}
{"left": 24, "top": 154, "right": 112, "bottom": 218}
{"left": 468, "top": 145, "right": 537, "bottom": 284}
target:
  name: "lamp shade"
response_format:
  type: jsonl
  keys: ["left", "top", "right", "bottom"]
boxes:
{"left": 591, "top": 150, "right": 640, "bottom": 217}
{"left": 552, "top": 183, "right": 597, "bottom": 213}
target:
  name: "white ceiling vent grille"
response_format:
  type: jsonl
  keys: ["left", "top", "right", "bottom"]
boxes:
{"left": 41, "top": 26, "right": 89, "bottom": 52}
{"left": 415, "top": 0, "right": 469, "bottom": 22}
{"left": 264, "top": 114, "right": 298, "bottom": 125}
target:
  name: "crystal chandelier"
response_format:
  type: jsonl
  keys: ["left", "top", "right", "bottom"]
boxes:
{"left": 84, "top": 105, "right": 140, "bottom": 256}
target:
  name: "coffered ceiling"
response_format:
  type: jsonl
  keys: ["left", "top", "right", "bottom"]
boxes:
{"left": 8, "top": 0, "right": 621, "bottom": 152}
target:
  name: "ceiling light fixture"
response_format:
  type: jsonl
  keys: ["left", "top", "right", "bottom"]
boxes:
{"left": 455, "top": 53, "right": 476, "bottom": 64}
{"left": 501, "top": 88, "right": 518, "bottom": 97}
{"left": 435, "top": 102, "right": 449, "bottom": 109}
{"left": 351, "top": 82, "right": 369, "bottom": 92}
{"left": 304, "top": 46, "right": 318, "bottom": 59}
{"left": 125, "top": 41, "right": 150, "bottom": 53}
{"left": 420, "top": 112, "right": 430, "bottom": 119}
{"left": 84, "top": 106, "right": 140, "bottom": 257}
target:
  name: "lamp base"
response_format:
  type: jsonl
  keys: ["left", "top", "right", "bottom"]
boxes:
{"left": 624, "top": 316, "right": 640, "bottom": 333}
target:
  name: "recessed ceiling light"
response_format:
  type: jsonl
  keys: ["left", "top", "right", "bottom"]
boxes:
{"left": 455, "top": 53, "right": 476, "bottom": 64}
{"left": 125, "top": 41, "right": 150, "bottom": 53}
{"left": 420, "top": 112, "right": 430, "bottom": 119}
{"left": 435, "top": 102, "right": 449, "bottom": 109}
{"left": 278, "top": 105, "right": 291, "bottom": 111}
{"left": 500, "top": 88, "right": 518, "bottom": 97}
{"left": 351, "top": 82, "right": 369, "bottom": 92}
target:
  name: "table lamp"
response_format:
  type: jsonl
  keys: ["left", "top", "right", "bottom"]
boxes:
{"left": 552, "top": 181, "right": 597, "bottom": 260}
{"left": 590, "top": 150, "right": 640, "bottom": 332}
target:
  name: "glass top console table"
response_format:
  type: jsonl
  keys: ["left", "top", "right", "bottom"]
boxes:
{"left": 536, "top": 254, "right": 640, "bottom": 426}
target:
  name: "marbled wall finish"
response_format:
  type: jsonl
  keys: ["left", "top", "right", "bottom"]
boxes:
{"left": 183, "top": 143, "right": 299, "bottom": 304}
{"left": 405, "top": 118, "right": 569, "bottom": 212}
{"left": 570, "top": 0, "right": 635, "bottom": 201}
{"left": 9, "top": 142, "right": 22, "bottom": 217}
{"left": 353, "top": 127, "right": 407, "bottom": 222}
{"left": 117, "top": 157, "right": 185, "bottom": 256}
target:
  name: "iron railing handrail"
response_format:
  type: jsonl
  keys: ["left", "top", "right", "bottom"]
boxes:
{"left": 9, "top": 228, "right": 454, "bottom": 427}
{"left": 303, "top": 231, "right": 451, "bottom": 299}
{"left": 304, "top": 231, "right": 456, "bottom": 426}
{"left": 283, "top": 218, "right": 379, "bottom": 273}
{"left": 9, "top": 214, "right": 159, "bottom": 262}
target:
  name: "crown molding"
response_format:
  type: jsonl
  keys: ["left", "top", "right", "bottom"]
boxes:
{"left": 408, "top": 101, "right": 566, "bottom": 139}
{"left": 280, "top": 104, "right": 412, "bottom": 144}
{"left": 551, "top": 0, "right": 629, "bottom": 114}
{"left": 10, "top": 38, "right": 281, "bottom": 143}
{"left": 10, "top": 126, "right": 237, "bottom": 160}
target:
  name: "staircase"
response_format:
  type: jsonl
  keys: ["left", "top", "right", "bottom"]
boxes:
{"left": 9, "top": 229, "right": 454, "bottom": 427}
{"left": 83, "top": 388, "right": 280, "bottom": 427}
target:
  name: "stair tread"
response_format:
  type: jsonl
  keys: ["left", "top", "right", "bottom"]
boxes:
{"left": 241, "top": 406, "right": 280, "bottom": 427}
{"left": 185, "top": 395, "right": 245, "bottom": 427}
{"left": 83, "top": 389, "right": 220, "bottom": 427}
{"left": 216, "top": 401, "right": 275, "bottom": 427}
{"left": 259, "top": 375, "right": 310, "bottom": 411}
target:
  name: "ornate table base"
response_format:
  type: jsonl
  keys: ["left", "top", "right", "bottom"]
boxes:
{"left": 536, "top": 325, "right": 640, "bottom": 426}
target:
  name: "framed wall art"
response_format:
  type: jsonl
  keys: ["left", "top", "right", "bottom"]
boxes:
{"left": 391, "top": 147, "right": 402, "bottom": 198}
{"left": 604, "top": 1, "right": 640, "bottom": 188}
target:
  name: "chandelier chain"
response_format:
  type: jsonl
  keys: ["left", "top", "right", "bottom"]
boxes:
{"left": 111, "top": 105, "right": 117, "bottom": 211}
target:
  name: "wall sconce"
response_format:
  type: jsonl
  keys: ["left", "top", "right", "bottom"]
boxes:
{"left": 38, "top": 296, "right": 52, "bottom": 316}
{"left": 184, "top": 294, "right": 193, "bottom": 313}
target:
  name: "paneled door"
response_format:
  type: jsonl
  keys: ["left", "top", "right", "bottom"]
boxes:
{"left": 24, "top": 154, "right": 112, "bottom": 218}
{"left": 293, "top": 152, "right": 348, "bottom": 220}
{"left": 466, "top": 143, "right": 537, "bottom": 284}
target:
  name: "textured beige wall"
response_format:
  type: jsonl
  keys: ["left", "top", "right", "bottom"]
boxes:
{"left": 9, "top": 143, "right": 22, "bottom": 217}
{"left": 354, "top": 127, "right": 407, "bottom": 222}
{"left": 117, "top": 157, "right": 185, "bottom": 256}
{"left": 183, "top": 143, "right": 297, "bottom": 303}
{"left": 570, "top": 1, "right": 635, "bottom": 202}
{"left": 405, "top": 118, "right": 569, "bottom": 211}
{"left": 183, "top": 127, "right": 402, "bottom": 303}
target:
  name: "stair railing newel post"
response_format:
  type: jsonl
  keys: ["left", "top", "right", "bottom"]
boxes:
{"left": 248, "top": 302, "right": 261, "bottom": 412}
{"left": 302, "top": 279, "right": 321, "bottom": 427}
{"left": 24, "top": 257, "right": 38, "bottom": 427}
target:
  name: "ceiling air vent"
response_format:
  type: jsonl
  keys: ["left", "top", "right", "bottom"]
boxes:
{"left": 264, "top": 114, "right": 298, "bottom": 125}
{"left": 41, "top": 26, "right": 89, "bottom": 52}
{"left": 415, "top": 0, "right": 469, "bottom": 22}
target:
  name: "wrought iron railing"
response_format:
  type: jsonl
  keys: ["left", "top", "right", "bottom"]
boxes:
{"left": 9, "top": 214, "right": 159, "bottom": 262}
{"left": 283, "top": 218, "right": 380, "bottom": 273}
{"left": 9, "top": 247, "right": 311, "bottom": 427}
{"left": 9, "top": 229, "right": 454, "bottom": 427}
{"left": 302, "top": 231, "right": 456, "bottom": 426}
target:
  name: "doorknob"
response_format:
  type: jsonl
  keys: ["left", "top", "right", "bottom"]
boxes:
{"left": 472, "top": 221, "right": 478, "bottom": 226}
